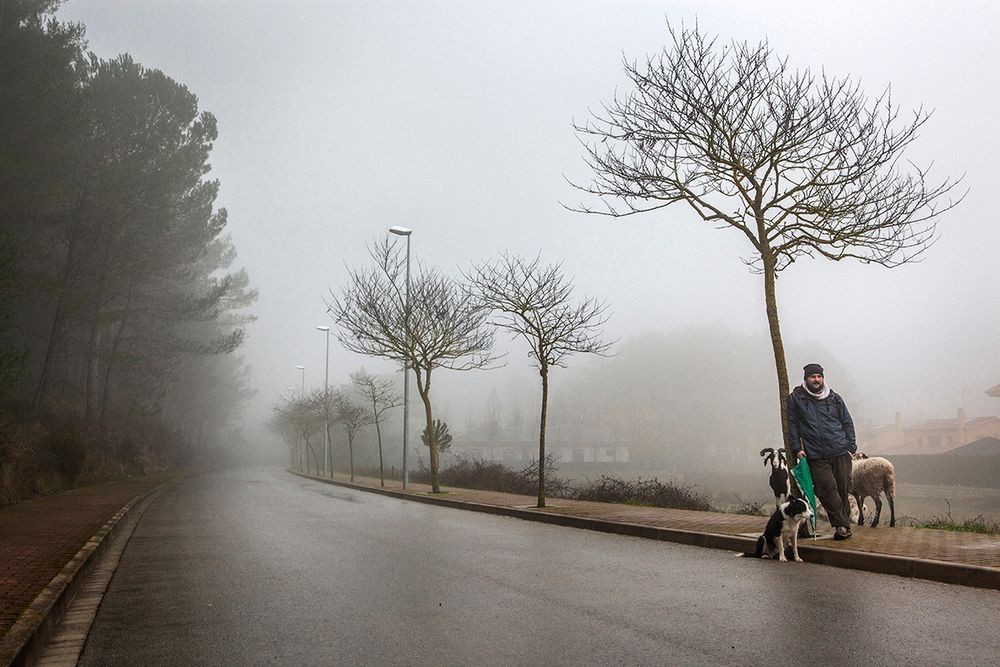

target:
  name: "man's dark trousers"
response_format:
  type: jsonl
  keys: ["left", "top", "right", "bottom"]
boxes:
{"left": 809, "top": 452, "right": 853, "bottom": 529}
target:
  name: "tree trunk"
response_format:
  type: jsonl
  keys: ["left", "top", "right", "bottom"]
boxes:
{"left": 305, "top": 435, "right": 320, "bottom": 475}
{"left": 84, "top": 264, "right": 110, "bottom": 422}
{"left": 325, "top": 417, "right": 334, "bottom": 477}
{"left": 348, "top": 434, "right": 355, "bottom": 481}
{"left": 415, "top": 366, "right": 439, "bottom": 493}
{"left": 84, "top": 320, "right": 102, "bottom": 421}
{"left": 374, "top": 408, "right": 385, "bottom": 487}
{"left": 761, "top": 250, "right": 792, "bottom": 461}
{"left": 33, "top": 215, "right": 84, "bottom": 411}
{"left": 99, "top": 282, "right": 134, "bottom": 425}
{"left": 537, "top": 364, "right": 549, "bottom": 508}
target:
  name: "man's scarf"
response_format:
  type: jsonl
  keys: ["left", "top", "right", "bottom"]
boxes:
{"left": 802, "top": 381, "right": 830, "bottom": 400}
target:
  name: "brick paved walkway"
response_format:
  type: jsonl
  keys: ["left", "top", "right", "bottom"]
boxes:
{"left": 0, "top": 474, "right": 176, "bottom": 635}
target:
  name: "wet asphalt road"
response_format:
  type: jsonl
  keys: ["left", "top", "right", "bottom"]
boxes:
{"left": 79, "top": 468, "right": 1000, "bottom": 666}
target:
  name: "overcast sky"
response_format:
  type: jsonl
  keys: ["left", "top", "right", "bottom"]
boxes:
{"left": 57, "top": 0, "right": 1000, "bottom": 435}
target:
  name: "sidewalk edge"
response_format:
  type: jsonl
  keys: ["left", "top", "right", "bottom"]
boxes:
{"left": 0, "top": 478, "right": 180, "bottom": 667}
{"left": 293, "top": 471, "right": 1000, "bottom": 591}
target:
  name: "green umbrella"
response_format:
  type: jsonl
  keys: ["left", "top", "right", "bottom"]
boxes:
{"left": 791, "top": 457, "right": 818, "bottom": 536}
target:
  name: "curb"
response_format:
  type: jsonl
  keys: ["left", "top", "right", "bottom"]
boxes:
{"left": 294, "top": 471, "right": 1000, "bottom": 591}
{"left": 0, "top": 478, "right": 180, "bottom": 667}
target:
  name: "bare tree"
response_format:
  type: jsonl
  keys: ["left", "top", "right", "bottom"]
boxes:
{"left": 570, "top": 24, "right": 964, "bottom": 458}
{"left": 350, "top": 368, "right": 401, "bottom": 487}
{"left": 468, "top": 254, "right": 612, "bottom": 507}
{"left": 272, "top": 391, "right": 324, "bottom": 474}
{"left": 337, "top": 394, "right": 371, "bottom": 482}
{"left": 315, "top": 385, "right": 343, "bottom": 477}
{"left": 329, "top": 238, "right": 496, "bottom": 493}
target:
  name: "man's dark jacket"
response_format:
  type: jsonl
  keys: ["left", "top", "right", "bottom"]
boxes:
{"left": 787, "top": 386, "right": 856, "bottom": 460}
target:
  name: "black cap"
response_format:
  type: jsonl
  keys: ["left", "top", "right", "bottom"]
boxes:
{"left": 803, "top": 363, "right": 824, "bottom": 378}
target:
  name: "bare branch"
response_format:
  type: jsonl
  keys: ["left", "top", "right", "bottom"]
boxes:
{"left": 567, "top": 22, "right": 965, "bottom": 272}
{"left": 466, "top": 253, "right": 614, "bottom": 371}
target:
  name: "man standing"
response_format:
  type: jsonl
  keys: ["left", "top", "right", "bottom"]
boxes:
{"left": 787, "top": 363, "right": 856, "bottom": 540}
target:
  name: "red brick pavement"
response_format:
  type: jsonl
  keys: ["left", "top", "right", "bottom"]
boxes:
{"left": 0, "top": 474, "right": 176, "bottom": 635}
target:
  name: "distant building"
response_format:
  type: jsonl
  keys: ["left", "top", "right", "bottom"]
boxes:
{"left": 862, "top": 409, "right": 1000, "bottom": 455}
{"left": 451, "top": 421, "right": 631, "bottom": 465}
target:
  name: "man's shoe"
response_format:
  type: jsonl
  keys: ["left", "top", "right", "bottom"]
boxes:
{"left": 833, "top": 526, "right": 852, "bottom": 540}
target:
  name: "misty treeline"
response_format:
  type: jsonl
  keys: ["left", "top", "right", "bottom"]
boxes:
{"left": 269, "top": 369, "right": 401, "bottom": 487}
{"left": 0, "top": 1, "right": 256, "bottom": 503}
{"left": 455, "top": 327, "right": 848, "bottom": 481}
{"left": 549, "top": 327, "right": 848, "bottom": 475}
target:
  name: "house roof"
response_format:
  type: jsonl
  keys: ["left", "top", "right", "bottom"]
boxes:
{"left": 907, "top": 415, "right": 1000, "bottom": 431}
{"left": 910, "top": 418, "right": 959, "bottom": 430}
{"left": 946, "top": 436, "right": 1000, "bottom": 456}
{"left": 986, "top": 384, "right": 1000, "bottom": 398}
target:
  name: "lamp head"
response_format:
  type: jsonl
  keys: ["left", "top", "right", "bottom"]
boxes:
{"left": 388, "top": 226, "right": 412, "bottom": 236}
{"left": 316, "top": 326, "right": 330, "bottom": 332}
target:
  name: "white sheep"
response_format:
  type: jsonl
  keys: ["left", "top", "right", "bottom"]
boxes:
{"left": 851, "top": 454, "right": 896, "bottom": 527}
{"left": 815, "top": 494, "right": 865, "bottom": 525}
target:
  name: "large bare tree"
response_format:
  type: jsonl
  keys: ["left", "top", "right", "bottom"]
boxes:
{"left": 468, "top": 254, "right": 612, "bottom": 507}
{"left": 329, "top": 238, "right": 496, "bottom": 493}
{"left": 571, "top": 24, "right": 963, "bottom": 458}
{"left": 351, "top": 368, "right": 402, "bottom": 487}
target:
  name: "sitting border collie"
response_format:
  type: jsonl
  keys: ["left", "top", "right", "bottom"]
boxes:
{"left": 754, "top": 497, "right": 813, "bottom": 562}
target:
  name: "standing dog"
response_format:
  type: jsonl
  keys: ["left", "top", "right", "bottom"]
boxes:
{"left": 754, "top": 497, "right": 813, "bottom": 562}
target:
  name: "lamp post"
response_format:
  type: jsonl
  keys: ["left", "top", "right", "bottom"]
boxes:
{"left": 389, "top": 225, "right": 412, "bottom": 489}
{"left": 286, "top": 387, "right": 297, "bottom": 468}
{"left": 316, "top": 326, "right": 331, "bottom": 477}
{"left": 295, "top": 365, "right": 305, "bottom": 398}
{"left": 295, "top": 364, "right": 306, "bottom": 472}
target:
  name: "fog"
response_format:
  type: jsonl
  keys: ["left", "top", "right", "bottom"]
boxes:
{"left": 57, "top": 0, "right": 1000, "bottom": 469}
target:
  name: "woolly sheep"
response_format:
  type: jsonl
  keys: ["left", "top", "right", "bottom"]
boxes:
{"left": 816, "top": 494, "right": 865, "bottom": 525}
{"left": 851, "top": 454, "right": 896, "bottom": 527}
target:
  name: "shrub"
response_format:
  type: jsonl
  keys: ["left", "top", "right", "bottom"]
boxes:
{"left": 571, "top": 475, "right": 715, "bottom": 511}
{"left": 0, "top": 408, "right": 178, "bottom": 506}
{"left": 919, "top": 511, "right": 1000, "bottom": 535}
{"left": 412, "top": 454, "right": 570, "bottom": 496}
{"left": 730, "top": 494, "right": 768, "bottom": 516}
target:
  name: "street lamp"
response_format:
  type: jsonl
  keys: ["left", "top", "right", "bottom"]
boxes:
{"left": 295, "top": 365, "right": 305, "bottom": 398}
{"left": 294, "top": 365, "right": 305, "bottom": 471}
{"left": 317, "top": 326, "right": 331, "bottom": 477}
{"left": 388, "top": 225, "right": 412, "bottom": 489}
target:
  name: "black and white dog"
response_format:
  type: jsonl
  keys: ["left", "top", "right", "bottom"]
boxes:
{"left": 754, "top": 497, "right": 813, "bottom": 562}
